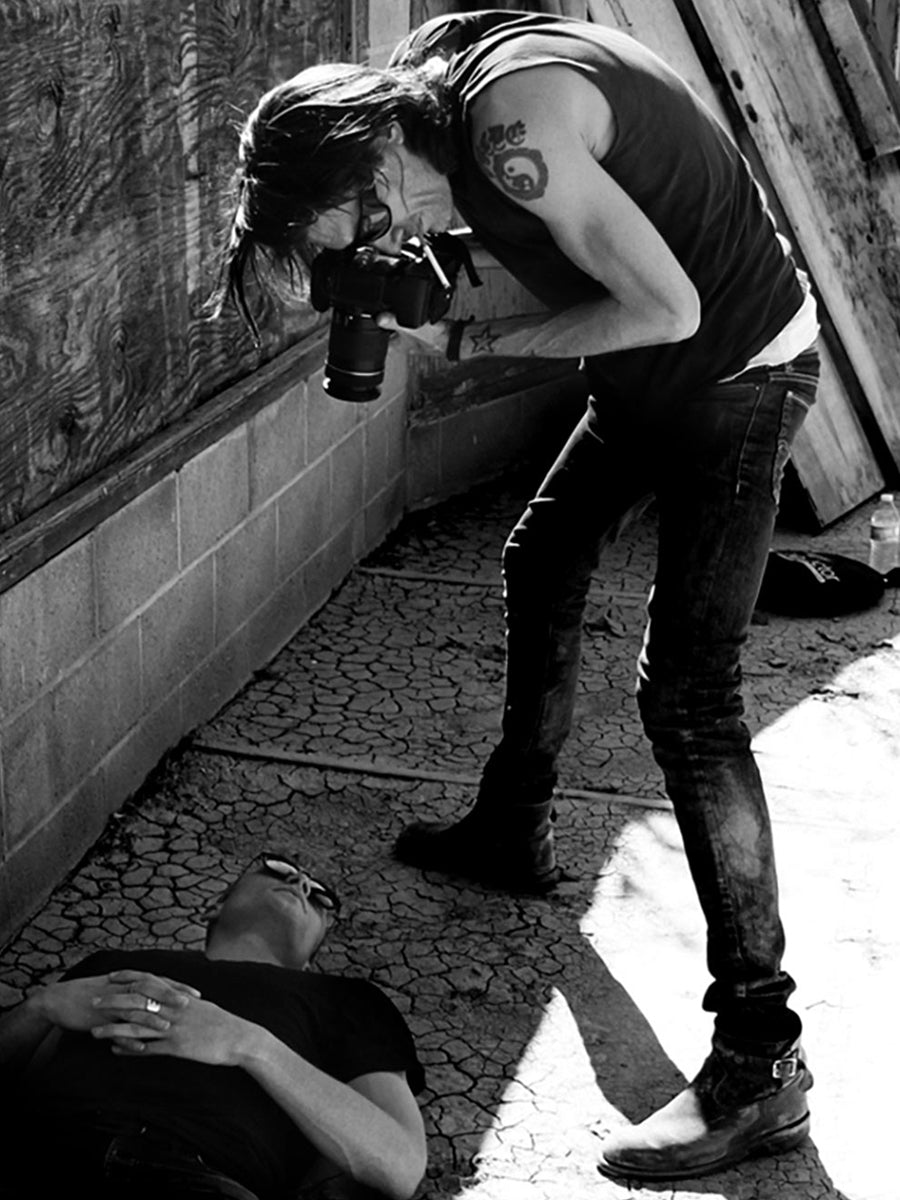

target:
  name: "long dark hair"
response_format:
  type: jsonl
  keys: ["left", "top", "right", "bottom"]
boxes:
{"left": 212, "top": 60, "right": 455, "bottom": 341}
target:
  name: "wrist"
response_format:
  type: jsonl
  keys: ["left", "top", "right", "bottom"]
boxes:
{"left": 232, "top": 1018, "right": 274, "bottom": 1071}
{"left": 446, "top": 315, "right": 474, "bottom": 362}
{"left": 26, "top": 986, "right": 56, "bottom": 1024}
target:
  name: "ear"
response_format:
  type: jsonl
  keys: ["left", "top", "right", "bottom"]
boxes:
{"left": 385, "top": 120, "right": 405, "bottom": 146}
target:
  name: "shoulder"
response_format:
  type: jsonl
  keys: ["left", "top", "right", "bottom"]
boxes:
{"left": 470, "top": 65, "right": 614, "bottom": 167}
{"left": 302, "top": 971, "right": 401, "bottom": 1011}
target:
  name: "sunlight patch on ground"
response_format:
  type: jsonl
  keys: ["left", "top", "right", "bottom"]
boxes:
{"left": 579, "top": 814, "right": 708, "bottom": 1075}
{"left": 755, "top": 636, "right": 900, "bottom": 819}
{"left": 573, "top": 634, "right": 900, "bottom": 1200}
{"left": 464, "top": 988, "right": 612, "bottom": 1199}
{"left": 463, "top": 985, "right": 724, "bottom": 1200}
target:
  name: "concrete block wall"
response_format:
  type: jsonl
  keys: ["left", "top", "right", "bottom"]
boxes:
{"left": 0, "top": 349, "right": 409, "bottom": 946}
{"left": 406, "top": 374, "right": 590, "bottom": 510}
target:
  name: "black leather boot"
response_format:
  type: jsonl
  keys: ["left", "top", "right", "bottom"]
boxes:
{"left": 394, "top": 796, "right": 561, "bottom": 893}
{"left": 597, "top": 1038, "right": 812, "bottom": 1180}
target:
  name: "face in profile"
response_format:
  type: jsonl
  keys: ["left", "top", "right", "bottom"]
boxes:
{"left": 305, "top": 122, "right": 455, "bottom": 259}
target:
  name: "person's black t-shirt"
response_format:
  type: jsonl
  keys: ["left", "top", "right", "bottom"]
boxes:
{"left": 19, "top": 949, "right": 424, "bottom": 1198}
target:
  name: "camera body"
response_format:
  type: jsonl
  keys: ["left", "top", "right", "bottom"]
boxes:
{"left": 310, "top": 233, "right": 473, "bottom": 402}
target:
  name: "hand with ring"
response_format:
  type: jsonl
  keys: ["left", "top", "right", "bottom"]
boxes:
{"left": 78, "top": 970, "right": 205, "bottom": 1051}
{"left": 26, "top": 970, "right": 200, "bottom": 1038}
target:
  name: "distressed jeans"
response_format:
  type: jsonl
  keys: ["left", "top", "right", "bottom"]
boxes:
{"left": 482, "top": 347, "right": 820, "bottom": 1044}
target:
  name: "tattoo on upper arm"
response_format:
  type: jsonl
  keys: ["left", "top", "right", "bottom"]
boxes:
{"left": 476, "top": 120, "right": 549, "bottom": 201}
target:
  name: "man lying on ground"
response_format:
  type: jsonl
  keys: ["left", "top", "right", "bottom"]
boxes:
{"left": 0, "top": 851, "right": 426, "bottom": 1200}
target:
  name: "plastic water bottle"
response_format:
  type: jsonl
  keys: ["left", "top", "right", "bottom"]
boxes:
{"left": 868, "top": 493, "right": 900, "bottom": 574}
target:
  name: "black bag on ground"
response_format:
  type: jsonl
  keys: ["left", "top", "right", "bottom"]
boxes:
{"left": 757, "top": 550, "right": 886, "bottom": 616}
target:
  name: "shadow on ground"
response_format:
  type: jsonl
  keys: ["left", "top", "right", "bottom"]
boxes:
{"left": 3, "top": 469, "right": 894, "bottom": 1200}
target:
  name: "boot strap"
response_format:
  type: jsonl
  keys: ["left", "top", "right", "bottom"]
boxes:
{"left": 772, "top": 1049, "right": 800, "bottom": 1081}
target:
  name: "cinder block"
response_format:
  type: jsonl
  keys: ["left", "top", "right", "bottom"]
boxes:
{"left": 439, "top": 395, "right": 521, "bottom": 496}
{"left": 406, "top": 422, "right": 442, "bottom": 509}
{"left": 2, "top": 694, "right": 60, "bottom": 845}
{"left": 382, "top": 391, "right": 408, "bottom": 482}
{"left": 95, "top": 477, "right": 179, "bottom": 634}
{"left": 181, "top": 635, "right": 252, "bottom": 732}
{"left": 101, "top": 690, "right": 185, "bottom": 810}
{"left": 330, "top": 426, "right": 366, "bottom": 534}
{"left": 0, "top": 538, "right": 94, "bottom": 719}
{"left": 363, "top": 406, "right": 389, "bottom": 504}
{"left": 249, "top": 381, "right": 307, "bottom": 508}
{"left": 364, "top": 396, "right": 407, "bottom": 504}
{"left": 365, "top": 476, "right": 406, "bottom": 550}
{"left": 276, "top": 456, "right": 331, "bottom": 579}
{"left": 242, "top": 567, "right": 309, "bottom": 673}
{"left": 378, "top": 341, "right": 409, "bottom": 411}
{"left": 349, "top": 510, "right": 367, "bottom": 564}
{"left": 178, "top": 426, "right": 250, "bottom": 566}
{"left": 303, "top": 525, "right": 356, "bottom": 618}
{"left": 214, "top": 505, "right": 278, "bottom": 644}
{"left": 140, "top": 557, "right": 215, "bottom": 711}
{"left": 52, "top": 623, "right": 143, "bottom": 803}
{"left": 306, "top": 368, "right": 362, "bottom": 463}
{"left": 0, "top": 773, "right": 109, "bottom": 946}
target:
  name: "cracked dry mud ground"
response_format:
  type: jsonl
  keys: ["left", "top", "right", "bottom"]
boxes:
{"left": 2, "top": 469, "right": 898, "bottom": 1200}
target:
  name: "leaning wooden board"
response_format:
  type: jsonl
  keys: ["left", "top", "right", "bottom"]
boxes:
{"left": 684, "top": 0, "right": 900, "bottom": 509}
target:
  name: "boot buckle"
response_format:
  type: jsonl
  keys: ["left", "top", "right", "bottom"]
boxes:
{"left": 772, "top": 1051, "right": 799, "bottom": 1081}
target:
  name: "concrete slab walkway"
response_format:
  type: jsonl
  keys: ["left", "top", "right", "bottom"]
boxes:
{"left": 2, "top": 468, "right": 898, "bottom": 1200}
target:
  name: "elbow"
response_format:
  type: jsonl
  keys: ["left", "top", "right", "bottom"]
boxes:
{"left": 659, "top": 287, "right": 701, "bottom": 343}
{"left": 390, "top": 1147, "right": 428, "bottom": 1200}
{"left": 382, "top": 1144, "right": 427, "bottom": 1200}
{"left": 364, "top": 1138, "right": 426, "bottom": 1200}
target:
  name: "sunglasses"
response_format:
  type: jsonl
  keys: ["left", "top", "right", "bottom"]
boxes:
{"left": 259, "top": 855, "right": 341, "bottom": 915}
{"left": 353, "top": 182, "right": 392, "bottom": 246}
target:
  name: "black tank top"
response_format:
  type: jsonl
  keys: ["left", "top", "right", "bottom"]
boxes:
{"left": 392, "top": 11, "right": 804, "bottom": 407}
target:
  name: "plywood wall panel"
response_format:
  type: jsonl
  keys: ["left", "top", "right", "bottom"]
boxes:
{"left": 0, "top": 0, "right": 349, "bottom": 535}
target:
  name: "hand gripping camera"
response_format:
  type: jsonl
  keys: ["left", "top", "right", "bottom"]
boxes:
{"left": 309, "top": 232, "right": 479, "bottom": 403}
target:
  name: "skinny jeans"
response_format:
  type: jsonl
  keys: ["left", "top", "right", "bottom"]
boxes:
{"left": 482, "top": 348, "right": 820, "bottom": 1044}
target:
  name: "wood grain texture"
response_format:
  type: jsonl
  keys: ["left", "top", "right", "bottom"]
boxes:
{"left": 687, "top": 0, "right": 900, "bottom": 477}
{"left": 0, "top": 0, "right": 351, "bottom": 535}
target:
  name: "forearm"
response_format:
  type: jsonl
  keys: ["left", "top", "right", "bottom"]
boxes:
{"left": 452, "top": 295, "right": 694, "bottom": 362}
{"left": 0, "top": 993, "right": 56, "bottom": 1074}
{"left": 236, "top": 1026, "right": 425, "bottom": 1200}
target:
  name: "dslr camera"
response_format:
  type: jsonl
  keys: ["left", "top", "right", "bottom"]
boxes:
{"left": 309, "top": 232, "right": 478, "bottom": 403}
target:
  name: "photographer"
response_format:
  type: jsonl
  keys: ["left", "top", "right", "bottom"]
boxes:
{"left": 217, "top": 9, "right": 818, "bottom": 1182}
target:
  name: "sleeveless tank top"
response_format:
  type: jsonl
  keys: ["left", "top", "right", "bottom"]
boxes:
{"left": 391, "top": 11, "right": 806, "bottom": 408}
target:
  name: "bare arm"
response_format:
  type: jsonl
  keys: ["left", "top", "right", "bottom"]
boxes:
{"left": 93, "top": 992, "right": 426, "bottom": 1200}
{"left": 390, "top": 66, "right": 700, "bottom": 362}
{"left": 0, "top": 993, "right": 58, "bottom": 1075}
{"left": 237, "top": 1028, "right": 426, "bottom": 1200}
{"left": 0, "top": 970, "right": 198, "bottom": 1077}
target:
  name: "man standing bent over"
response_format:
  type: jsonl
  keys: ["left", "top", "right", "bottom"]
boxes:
{"left": 217, "top": 9, "right": 819, "bottom": 1181}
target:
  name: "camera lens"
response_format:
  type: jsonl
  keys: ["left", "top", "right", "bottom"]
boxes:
{"left": 323, "top": 311, "right": 391, "bottom": 403}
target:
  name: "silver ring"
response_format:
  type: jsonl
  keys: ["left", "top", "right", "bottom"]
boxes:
{"left": 145, "top": 997, "right": 161, "bottom": 1014}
